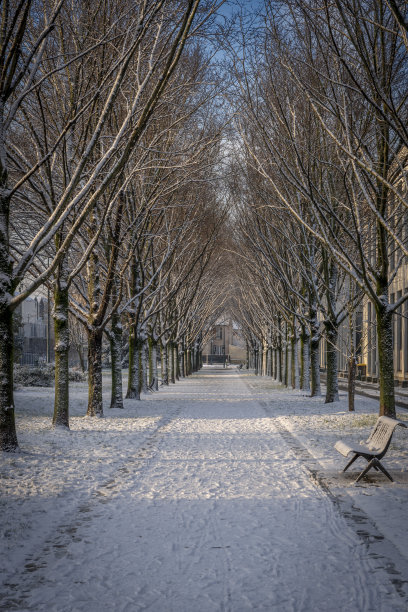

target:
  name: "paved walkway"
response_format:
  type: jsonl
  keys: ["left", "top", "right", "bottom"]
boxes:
{"left": 3, "top": 368, "right": 407, "bottom": 611}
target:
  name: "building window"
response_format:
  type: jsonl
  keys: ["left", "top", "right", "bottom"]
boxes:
{"left": 216, "top": 326, "right": 223, "bottom": 339}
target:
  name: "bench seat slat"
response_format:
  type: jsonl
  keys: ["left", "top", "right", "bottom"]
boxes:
{"left": 334, "top": 440, "right": 373, "bottom": 457}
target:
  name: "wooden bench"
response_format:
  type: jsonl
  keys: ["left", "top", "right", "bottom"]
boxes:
{"left": 334, "top": 416, "right": 407, "bottom": 483}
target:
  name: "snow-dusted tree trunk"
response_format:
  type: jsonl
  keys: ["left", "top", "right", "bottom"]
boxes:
{"left": 185, "top": 347, "right": 191, "bottom": 375}
{"left": 310, "top": 333, "right": 321, "bottom": 397}
{"left": 0, "top": 301, "right": 17, "bottom": 450}
{"left": 376, "top": 302, "right": 395, "bottom": 417}
{"left": 174, "top": 343, "right": 180, "bottom": 380}
{"left": 300, "top": 326, "right": 310, "bottom": 392}
{"left": 110, "top": 317, "right": 124, "bottom": 409}
{"left": 348, "top": 356, "right": 356, "bottom": 412}
{"left": 283, "top": 323, "right": 289, "bottom": 386}
{"left": 86, "top": 225, "right": 104, "bottom": 416}
{"left": 109, "top": 274, "right": 123, "bottom": 409}
{"left": 170, "top": 342, "right": 176, "bottom": 383}
{"left": 52, "top": 294, "right": 69, "bottom": 427}
{"left": 309, "top": 298, "right": 321, "bottom": 397}
{"left": 347, "top": 310, "right": 356, "bottom": 412}
{"left": 52, "top": 253, "right": 70, "bottom": 428}
{"left": 126, "top": 328, "right": 141, "bottom": 400}
{"left": 0, "top": 133, "right": 18, "bottom": 447}
{"left": 182, "top": 347, "right": 187, "bottom": 377}
{"left": 161, "top": 340, "right": 169, "bottom": 384}
{"left": 180, "top": 339, "right": 185, "bottom": 378}
{"left": 277, "top": 344, "right": 282, "bottom": 382}
{"left": 151, "top": 336, "right": 159, "bottom": 391}
{"left": 324, "top": 258, "right": 339, "bottom": 403}
{"left": 196, "top": 346, "right": 200, "bottom": 371}
{"left": 87, "top": 329, "right": 103, "bottom": 417}
{"left": 141, "top": 334, "right": 148, "bottom": 393}
{"left": 324, "top": 321, "right": 339, "bottom": 403}
{"left": 291, "top": 323, "right": 299, "bottom": 390}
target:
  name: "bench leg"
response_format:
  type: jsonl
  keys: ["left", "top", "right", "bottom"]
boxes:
{"left": 355, "top": 458, "right": 376, "bottom": 483}
{"left": 373, "top": 458, "right": 393, "bottom": 482}
{"left": 343, "top": 453, "right": 359, "bottom": 472}
{"left": 355, "top": 457, "right": 394, "bottom": 483}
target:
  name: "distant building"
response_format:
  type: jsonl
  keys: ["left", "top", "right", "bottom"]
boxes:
{"left": 14, "top": 297, "right": 54, "bottom": 365}
{"left": 202, "top": 317, "right": 246, "bottom": 364}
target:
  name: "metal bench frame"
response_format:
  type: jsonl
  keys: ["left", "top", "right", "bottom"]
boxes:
{"left": 334, "top": 416, "right": 407, "bottom": 483}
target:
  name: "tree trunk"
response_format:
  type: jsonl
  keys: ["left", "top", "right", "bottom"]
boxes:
{"left": 310, "top": 332, "right": 321, "bottom": 397}
{"left": 324, "top": 322, "right": 339, "bottom": 403}
{"left": 376, "top": 303, "right": 395, "bottom": 417}
{"left": 110, "top": 313, "right": 123, "bottom": 409}
{"left": 309, "top": 302, "right": 321, "bottom": 397}
{"left": 175, "top": 343, "right": 180, "bottom": 380}
{"left": 87, "top": 328, "right": 104, "bottom": 417}
{"left": 180, "top": 340, "right": 185, "bottom": 378}
{"left": 53, "top": 276, "right": 70, "bottom": 428}
{"left": 0, "top": 112, "right": 18, "bottom": 449}
{"left": 291, "top": 326, "right": 299, "bottom": 390}
{"left": 348, "top": 356, "right": 356, "bottom": 412}
{"left": 284, "top": 338, "right": 289, "bottom": 387}
{"left": 148, "top": 336, "right": 153, "bottom": 388}
{"left": 126, "top": 324, "right": 141, "bottom": 400}
{"left": 151, "top": 339, "right": 159, "bottom": 391}
{"left": 300, "top": 326, "right": 310, "bottom": 392}
{"left": 140, "top": 336, "right": 148, "bottom": 393}
{"left": 162, "top": 340, "right": 169, "bottom": 384}
{"left": 77, "top": 346, "right": 86, "bottom": 373}
{"left": 0, "top": 304, "right": 18, "bottom": 451}
{"left": 170, "top": 342, "right": 176, "bottom": 383}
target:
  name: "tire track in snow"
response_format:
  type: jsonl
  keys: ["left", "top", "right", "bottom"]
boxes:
{"left": 268, "top": 413, "right": 408, "bottom": 606}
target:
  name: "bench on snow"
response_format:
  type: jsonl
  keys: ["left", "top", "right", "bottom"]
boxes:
{"left": 334, "top": 416, "right": 407, "bottom": 483}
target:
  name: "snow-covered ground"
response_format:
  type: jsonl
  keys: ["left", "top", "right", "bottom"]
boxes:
{"left": 2, "top": 367, "right": 408, "bottom": 611}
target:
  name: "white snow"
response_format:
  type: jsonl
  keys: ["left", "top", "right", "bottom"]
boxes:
{"left": 2, "top": 367, "right": 408, "bottom": 611}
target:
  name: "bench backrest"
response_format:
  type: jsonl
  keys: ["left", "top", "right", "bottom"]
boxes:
{"left": 366, "top": 416, "right": 407, "bottom": 455}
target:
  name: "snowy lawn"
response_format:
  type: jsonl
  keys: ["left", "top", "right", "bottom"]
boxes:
{"left": 1, "top": 367, "right": 408, "bottom": 611}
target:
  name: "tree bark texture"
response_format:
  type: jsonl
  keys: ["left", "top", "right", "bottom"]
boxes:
{"left": 376, "top": 303, "right": 396, "bottom": 417}
{"left": 162, "top": 341, "right": 169, "bottom": 384}
{"left": 151, "top": 340, "right": 159, "bottom": 391}
{"left": 0, "top": 304, "right": 18, "bottom": 450}
{"left": 53, "top": 279, "right": 70, "bottom": 428}
{"left": 0, "top": 173, "right": 18, "bottom": 449}
{"left": 300, "top": 327, "right": 310, "bottom": 392}
{"left": 141, "top": 337, "right": 148, "bottom": 393}
{"left": 291, "top": 329, "right": 299, "bottom": 390}
{"left": 110, "top": 314, "right": 124, "bottom": 409}
{"left": 127, "top": 328, "right": 141, "bottom": 400}
{"left": 348, "top": 356, "right": 356, "bottom": 412}
{"left": 87, "top": 329, "right": 104, "bottom": 417}
{"left": 324, "top": 322, "right": 339, "bottom": 403}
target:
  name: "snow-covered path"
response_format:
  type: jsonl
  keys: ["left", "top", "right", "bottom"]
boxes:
{"left": 2, "top": 368, "right": 408, "bottom": 611}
